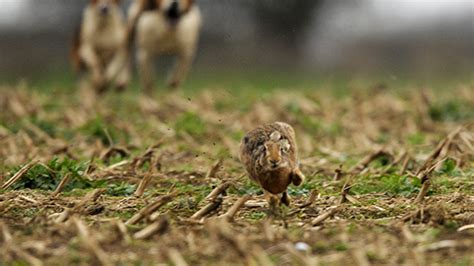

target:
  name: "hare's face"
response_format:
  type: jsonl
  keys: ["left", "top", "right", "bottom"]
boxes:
{"left": 261, "top": 131, "right": 290, "bottom": 170}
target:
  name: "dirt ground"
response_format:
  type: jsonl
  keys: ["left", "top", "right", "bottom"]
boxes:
{"left": 0, "top": 83, "right": 473, "bottom": 265}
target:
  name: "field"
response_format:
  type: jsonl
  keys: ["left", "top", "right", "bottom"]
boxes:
{"left": 0, "top": 77, "right": 473, "bottom": 265}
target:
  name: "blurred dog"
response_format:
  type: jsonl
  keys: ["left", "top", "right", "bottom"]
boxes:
{"left": 127, "top": 0, "right": 202, "bottom": 93}
{"left": 71, "top": 0, "right": 130, "bottom": 93}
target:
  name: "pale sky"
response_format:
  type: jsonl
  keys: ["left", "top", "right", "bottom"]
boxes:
{"left": 0, "top": 0, "right": 28, "bottom": 26}
{"left": 304, "top": 0, "right": 473, "bottom": 66}
{"left": 0, "top": 0, "right": 472, "bottom": 30}
{"left": 363, "top": 0, "right": 472, "bottom": 35}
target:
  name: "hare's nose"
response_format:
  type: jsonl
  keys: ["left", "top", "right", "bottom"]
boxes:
{"left": 269, "top": 159, "right": 280, "bottom": 165}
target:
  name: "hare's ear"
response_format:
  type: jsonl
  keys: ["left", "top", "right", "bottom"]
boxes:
{"left": 270, "top": 131, "right": 281, "bottom": 141}
{"left": 280, "top": 139, "right": 290, "bottom": 151}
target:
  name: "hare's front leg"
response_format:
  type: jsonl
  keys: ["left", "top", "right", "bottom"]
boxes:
{"left": 291, "top": 168, "right": 305, "bottom": 186}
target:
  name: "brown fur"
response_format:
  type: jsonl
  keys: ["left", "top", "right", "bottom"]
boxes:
{"left": 239, "top": 122, "right": 305, "bottom": 206}
{"left": 70, "top": 27, "right": 85, "bottom": 73}
{"left": 143, "top": 0, "right": 161, "bottom": 11}
{"left": 182, "top": 0, "right": 193, "bottom": 12}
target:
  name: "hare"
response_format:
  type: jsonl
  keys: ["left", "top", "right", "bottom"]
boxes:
{"left": 239, "top": 122, "right": 305, "bottom": 208}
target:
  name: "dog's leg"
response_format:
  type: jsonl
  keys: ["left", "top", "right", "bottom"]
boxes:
{"left": 115, "top": 59, "right": 131, "bottom": 92}
{"left": 166, "top": 52, "right": 193, "bottom": 89}
{"left": 105, "top": 48, "right": 127, "bottom": 85}
{"left": 79, "top": 45, "right": 106, "bottom": 92}
{"left": 137, "top": 48, "right": 154, "bottom": 94}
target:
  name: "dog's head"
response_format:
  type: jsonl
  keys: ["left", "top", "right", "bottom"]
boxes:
{"left": 90, "top": 0, "right": 121, "bottom": 17}
{"left": 146, "top": 0, "right": 194, "bottom": 24}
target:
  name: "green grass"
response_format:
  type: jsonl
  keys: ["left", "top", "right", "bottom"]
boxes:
{"left": 407, "top": 132, "right": 426, "bottom": 145}
{"left": 429, "top": 99, "right": 474, "bottom": 122}
{"left": 6, "top": 157, "right": 146, "bottom": 197}
{"left": 9, "top": 157, "right": 96, "bottom": 191}
{"left": 14, "top": 66, "right": 472, "bottom": 96}
{"left": 246, "top": 211, "right": 267, "bottom": 221}
{"left": 231, "top": 179, "right": 262, "bottom": 196}
{"left": 351, "top": 174, "right": 421, "bottom": 196}
{"left": 174, "top": 112, "right": 207, "bottom": 138}
{"left": 106, "top": 182, "right": 137, "bottom": 196}
{"left": 80, "top": 116, "right": 128, "bottom": 145}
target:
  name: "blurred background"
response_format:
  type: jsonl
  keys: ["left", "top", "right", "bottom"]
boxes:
{"left": 0, "top": 0, "right": 472, "bottom": 85}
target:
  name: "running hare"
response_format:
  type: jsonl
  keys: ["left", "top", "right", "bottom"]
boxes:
{"left": 239, "top": 122, "right": 305, "bottom": 208}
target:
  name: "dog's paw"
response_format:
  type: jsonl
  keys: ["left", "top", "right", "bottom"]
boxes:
{"left": 115, "top": 82, "right": 128, "bottom": 92}
{"left": 167, "top": 79, "right": 180, "bottom": 90}
{"left": 92, "top": 74, "right": 107, "bottom": 93}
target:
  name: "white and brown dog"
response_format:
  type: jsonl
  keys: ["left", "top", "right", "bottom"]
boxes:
{"left": 127, "top": 0, "right": 202, "bottom": 93}
{"left": 71, "top": 0, "right": 130, "bottom": 93}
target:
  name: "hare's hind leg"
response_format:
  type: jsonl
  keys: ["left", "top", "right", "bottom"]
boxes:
{"left": 291, "top": 168, "right": 305, "bottom": 186}
{"left": 264, "top": 190, "right": 279, "bottom": 207}
{"left": 264, "top": 190, "right": 285, "bottom": 218}
{"left": 280, "top": 191, "right": 291, "bottom": 206}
